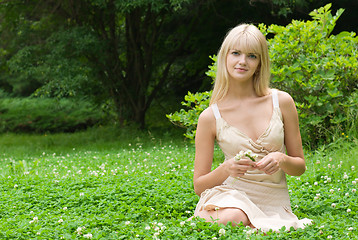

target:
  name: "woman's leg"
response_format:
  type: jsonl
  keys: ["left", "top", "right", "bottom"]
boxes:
{"left": 196, "top": 207, "right": 254, "bottom": 227}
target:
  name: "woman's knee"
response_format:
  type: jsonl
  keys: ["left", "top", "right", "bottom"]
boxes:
{"left": 218, "top": 208, "right": 250, "bottom": 226}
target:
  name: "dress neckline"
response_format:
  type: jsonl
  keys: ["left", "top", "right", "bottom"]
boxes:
{"left": 218, "top": 108, "right": 279, "bottom": 143}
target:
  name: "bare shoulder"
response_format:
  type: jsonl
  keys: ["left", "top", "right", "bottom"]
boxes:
{"left": 198, "top": 106, "right": 216, "bottom": 125}
{"left": 276, "top": 90, "right": 296, "bottom": 110}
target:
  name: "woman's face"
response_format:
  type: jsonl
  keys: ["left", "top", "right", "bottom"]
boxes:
{"left": 226, "top": 45, "right": 260, "bottom": 83}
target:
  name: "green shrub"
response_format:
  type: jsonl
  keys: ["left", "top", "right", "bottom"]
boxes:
{"left": 168, "top": 4, "right": 358, "bottom": 147}
{"left": 0, "top": 98, "right": 105, "bottom": 133}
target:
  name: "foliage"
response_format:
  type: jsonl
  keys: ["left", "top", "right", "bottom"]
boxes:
{"left": 263, "top": 3, "right": 358, "bottom": 146}
{"left": 168, "top": 4, "right": 358, "bottom": 147}
{"left": 0, "top": 127, "right": 357, "bottom": 239}
{"left": 0, "top": 98, "right": 105, "bottom": 133}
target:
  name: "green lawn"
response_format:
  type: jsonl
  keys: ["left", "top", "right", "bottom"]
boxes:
{"left": 0, "top": 127, "right": 357, "bottom": 239}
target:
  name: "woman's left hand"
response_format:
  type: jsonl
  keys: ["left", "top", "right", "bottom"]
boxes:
{"left": 256, "top": 152, "right": 283, "bottom": 175}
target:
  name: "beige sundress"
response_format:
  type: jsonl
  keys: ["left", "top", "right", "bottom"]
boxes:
{"left": 194, "top": 89, "right": 312, "bottom": 232}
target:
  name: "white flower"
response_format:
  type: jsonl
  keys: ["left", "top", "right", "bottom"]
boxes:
{"left": 343, "top": 173, "right": 349, "bottom": 179}
{"left": 76, "top": 226, "right": 85, "bottom": 235}
{"left": 329, "top": 189, "right": 334, "bottom": 194}
{"left": 180, "top": 221, "right": 185, "bottom": 227}
{"left": 347, "top": 209, "right": 351, "bottom": 213}
{"left": 327, "top": 178, "right": 331, "bottom": 183}
{"left": 331, "top": 203, "right": 336, "bottom": 208}
{"left": 351, "top": 166, "right": 355, "bottom": 171}
{"left": 83, "top": 233, "right": 93, "bottom": 239}
{"left": 58, "top": 219, "right": 64, "bottom": 223}
{"left": 63, "top": 207, "right": 67, "bottom": 211}
{"left": 145, "top": 226, "right": 151, "bottom": 230}
{"left": 352, "top": 189, "right": 356, "bottom": 193}
{"left": 219, "top": 228, "right": 226, "bottom": 236}
{"left": 80, "top": 193, "right": 84, "bottom": 197}
{"left": 14, "top": 184, "right": 18, "bottom": 188}
{"left": 352, "top": 181, "right": 356, "bottom": 185}
{"left": 29, "top": 216, "right": 39, "bottom": 224}
{"left": 348, "top": 227, "right": 354, "bottom": 231}
{"left": 327, "top": 235, "right": 332, "bottom": 239}
{"left": 212, "top": 237, "right": 218, "bottom": 240}
{"left": 314, "top": 182, "right": 318, "bottom": 186}
{"left": 190, "top": 222, "right": 196, "bottom": 227}
{"left": 125, "top": 221, "right": 130, "bottom": 225}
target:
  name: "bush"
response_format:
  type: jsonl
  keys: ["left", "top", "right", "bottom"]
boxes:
{"left": 168, "top": 4, "right": 358, "bottom": 147}
{"left": 0, "top": 98, "right": 105, "bottom": 133}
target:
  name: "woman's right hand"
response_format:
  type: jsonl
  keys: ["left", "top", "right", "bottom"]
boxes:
{"left": 225, "top": 158, "right": 257, "bottom": 178}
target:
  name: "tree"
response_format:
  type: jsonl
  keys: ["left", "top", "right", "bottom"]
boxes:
{"left": 1, "top": 0, "right": 204, "bottom": 128}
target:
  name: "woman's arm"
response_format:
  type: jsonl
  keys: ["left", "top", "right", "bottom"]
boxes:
{"left": 257, "top": 91, "right": 306, "bottom": 176}
{"left": 193, "top": 107, "right": 256, "bottom": 196}
{"left": 193, "top": 107, "right": 228, "bottom": 196}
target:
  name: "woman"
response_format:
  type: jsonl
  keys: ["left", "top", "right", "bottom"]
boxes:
{"left": 193, "top": 24, "right": 312, "bottom": 232}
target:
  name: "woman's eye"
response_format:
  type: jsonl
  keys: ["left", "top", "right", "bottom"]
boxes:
{"left": 232, "top": 51, "right": 239, "bottom": 55}
{"left": 248, "top": 54, "right": 257, "bottom": 59}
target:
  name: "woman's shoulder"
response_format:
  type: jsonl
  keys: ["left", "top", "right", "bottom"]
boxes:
{"left": 198, "top": 106, "right": 216, "bottom": 123}
{"left": 274, "top": 89, "right": 295, "bottom": 107}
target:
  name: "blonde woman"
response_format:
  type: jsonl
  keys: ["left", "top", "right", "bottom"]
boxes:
{"left": 193, "top": 24, "right": 312, "bottom": 232}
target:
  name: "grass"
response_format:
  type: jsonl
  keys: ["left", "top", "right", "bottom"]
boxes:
{"left": 0, "top": 126, "right": 357, "bottom": 239}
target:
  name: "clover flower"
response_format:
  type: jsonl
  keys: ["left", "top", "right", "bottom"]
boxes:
{"left": 83, "top": 233, "right": 93, "bottom": 239}
{"left": 29, "top": 216, "right": 38, "bottom": 224}
{"left": 234, "top": 150, "right": 258, "bottom": 162}
{"left": 219, "top": 228, "right": 226, "bottom": 236}
{"left": 76, "top": 226, "right": 85, "bottom": 235}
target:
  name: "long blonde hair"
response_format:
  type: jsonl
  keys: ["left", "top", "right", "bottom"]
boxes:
{"left": 210, "top": 24, "right": 270, "bottom": 105}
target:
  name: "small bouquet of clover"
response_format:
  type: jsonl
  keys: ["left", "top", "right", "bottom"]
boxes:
{"left": 234, "top": 150, "right": 258, "bottom": 162}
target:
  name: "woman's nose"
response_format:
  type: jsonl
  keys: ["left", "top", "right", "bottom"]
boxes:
{"left": 238, "top": 54, "right": 247, "bottom": 65}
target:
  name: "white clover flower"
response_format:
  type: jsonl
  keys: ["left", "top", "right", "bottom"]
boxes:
{"left": 331, "top": 203, "right": 336, "bottom": 208}
{"left": 314, "top": 182, "right": 318, "bottom": 186}
{"left": 352, "top": 181, "right": 356, "bottom": 185}
{"left": 63, "top": 207, "right": 67, "bottom": 211}
{"left": 58, "top": 219, "right": 64, "bottom": 223}
{"left": 348, "top": 227, "right": 354, "bottom": 231}
{"left": 180, "top": 221, "right": 185, "bottom": 227}
{"left": 219, "top": 228, "right": 226, "bottom": 236}
{"left": 343, "top": 173, "right": 349, "bottom": 180}
{"left": 29, "top": 216, "right": 39, "bottom": 224}
{"left": 80, "top": 193, "right": 84, "bottom": 197}
{"left": 154, "top": 226, "right": 160, "bottom": 231}
{"left": 83, "top": 233, "right": 93, "bottom": 239}
{"left": 351, "top": 166, "right": 355, "bottom": 171}
{"left": 125, "top": 221, "right": 130, "bottom": 225}
{"left": 76, "top": 226, "right": 85, "bottom": 235}
{"left": 212, "top": 237, "right": 218, "bottom": 240}
{"left": 145, "top": 226, "right": 151, "bottom": 230}
{"left": 352, "top": 189, "right": 356, "bottom": 193}
{"left": 327, "top": 235, "right": 332, "bottom": 239}
{"left": 14, "top": 184, "right": 18, "bottom": 188}
{"left": 345, "top": 193, "right": 349, "bottom": 197}
{"left": 327, "top": 178, "right": 331, "bottom": 183}
{"left": 347, "top": 209, "right": 351, "bottom": 213}
{"left": 190, "top": 222, "right": 196, "bottom": 228}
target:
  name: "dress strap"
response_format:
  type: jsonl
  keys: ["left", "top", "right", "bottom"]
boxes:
{"left": 211, "top": 104, "right": 221, "bottom": 119}
{"left": 272, "top": 89, "right": 279, "bottom": 108}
